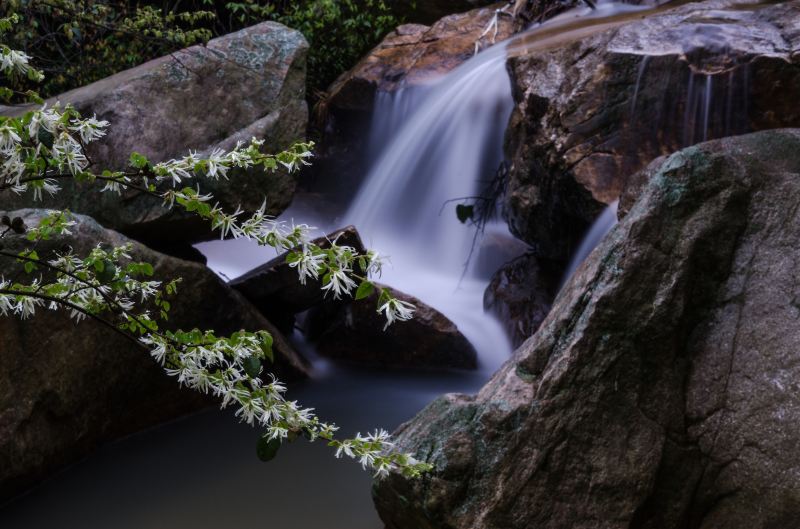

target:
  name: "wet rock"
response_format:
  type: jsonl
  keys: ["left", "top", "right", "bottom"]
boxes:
{"left": 0, "top": 209, "right": 308, "bottom": 502}
{"left": 483, "top": 253, "right": 560, "bottom": 347}
{"left": 309, "top": 4, "right": 514, "bottom": 201}
{"left": 307, "top": 283, "right": 478, "bottom": 370}
{"left": 374, "top": 129, "right": 800, "bottom": 529}
{"left": 505, "top": 0, "right": 800, "bottom": 260}
{"left": 0, "top": 22, "right": 308, "bottom": 246}
{"left": 230, "top": 226, "right": 366, "bottom": 334}
{"left": 327, "top": 4, "right": 514, "bottom": 112}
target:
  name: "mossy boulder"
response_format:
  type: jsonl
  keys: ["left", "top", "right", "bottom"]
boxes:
{"left": 374, "top": 129, "right": 800, "bottom": 529}
{"left": 0, "top": 22, "right": 309, "bottom": 246}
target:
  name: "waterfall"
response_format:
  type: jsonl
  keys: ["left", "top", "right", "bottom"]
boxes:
{"left": 344, "top": 0, "right": 651, "bottom": 370}
{"left": 561, "top": 200, "right": 619, "bottom": 287}
{"left": 342, "top": 41, "right": 517, "bottom": 371}
{"left": 346, "top": 42, "right": 512, "bottom": 273}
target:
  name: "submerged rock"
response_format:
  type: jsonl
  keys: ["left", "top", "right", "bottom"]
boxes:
{"left": 374, "top": 129, "right": 800, "bottom": 528}
{"left": 230, "top": 225, "right": 366, "bottom": 333}
{"left": 0, "top": 209, "right": 308, "bottom": 502}
{"left": 505, "top": 0, "right": 800, "bottom": 260}
{"left": 483, "top": 253, "right": 560, "bottom": 347}
{"left": 0, "top": 22, "right": 308, "bottom": 246}
{"left": 307, "top": 283, "right": 478, "bottom": 370}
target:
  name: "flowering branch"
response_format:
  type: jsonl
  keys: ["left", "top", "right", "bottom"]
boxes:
{"left": 0, "top": 221, "right": 430, "bottom": 478}
{"left": 0, "top": 20, "right": 428, "bottom": 479}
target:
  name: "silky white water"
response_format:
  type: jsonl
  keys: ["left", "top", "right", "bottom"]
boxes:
{"left": 561, "top": 200, "right": 620, "bottom": 287}
{"left": 343, "top": 38, "right": 517, "bottom": 372}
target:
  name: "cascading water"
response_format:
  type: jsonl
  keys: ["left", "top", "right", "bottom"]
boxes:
{"left": 343, "top": 39, "right": 517, "bottom": 370}
{"left": 561, "top": 200, "right": 619, "bottom": 287}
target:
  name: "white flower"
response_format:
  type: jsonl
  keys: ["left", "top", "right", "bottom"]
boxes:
{"left": 14, "top": 295, "right": 42, "bottom": 319}
{"left": 0, "top": 283, "right": 13, "bottom": 316}
{"left": 266, "top": 425, "right": 289, "bottom": 440}
{"left": 0, "top": 48, "right": 32, "bottom": 75}
{"left": 100, "top": 176, "right": 129, "bottom": 194}
{"left": 142, "top": 335, "right": 169, "bottom": 364}
{"left": 359, "top": 451, "right": 376, "bottom": 470}
{"left": 2, "top": 149, "right": 26, "bottom": 185}
{"left": 289, "top": 245, "right": 326, "bottom": 285}
{"left": 373, "top": 460, "right": 395, "bottom": 478}
{"left": 377, "top": 297, "right": 416, "bottom": 329}
{"left": 205, "top": 148, "right": 229, "bottom": 180}
{"left": 321, "top": 268, "right": 357, "bottom": 299}
{"left": 335, "top": 441, "right": 355, "bottom": 459}
{"left": 227, "top": 145, "right": 254, "bottom": 168}
{"left": 28, "top": 105, "right": 61, "bottom": 138}
{"left": 155, "top": 160, "right": 192, "bottom": 185}
{"left": 52, "top": 132, "right": 88, "bottom": 174}
{"left": 69, "top": 115, "right": 109, "bottom": 143}
{"left": 31, "top": 179, "right": 60, "bottom": 201}
{"left": 211, "top": 205, "right": 243, "bottom": 239}
{"left": 0, "top": 124, "right": 21, "bottom": 151}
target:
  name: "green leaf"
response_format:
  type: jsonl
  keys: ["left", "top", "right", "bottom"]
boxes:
{"left": 455, "top": 204, "right": 474, "bottom": 224}
{"left": 37, "top": 128, "right": 54, "bottom": 149}
{"left": 96, "top": 260, "right": 117, "bottom": 283}
{"left": 355, "top": 281, "right": 374, "bottom": 300}
{"left": 129, "top": 152, "right": 149, "bottom": 169}
{"left": 256, "top": 437, "right": 281, "bottom": 462}
{"left": 243, "top": 355, "right": 261, "bottom": 378}
{"left": 259, "top": 332, "right": 274, "bottom": 363}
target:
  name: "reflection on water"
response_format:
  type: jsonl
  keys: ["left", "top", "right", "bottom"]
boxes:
{"left": 0, "top": 361, "right": 492, "bottom": 529}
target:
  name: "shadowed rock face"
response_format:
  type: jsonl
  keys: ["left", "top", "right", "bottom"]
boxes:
{"left": 484, "top": 253, "right": 560, "bottom": 348}
{"left": 373, "top": 129, "right": 800, "bottom": 529}
{"left": 230, "top": 225, "right": 366, "bottom": 334}
{"left": 0, "top": 22, "right": 308, "bottom": 246}
{"left": 306, "top": 283, "right": 478, "bottom": 371}
{"left": 0, "top": 210, "right": 308, "bottom": 503}
{"left": 505, "top": 0, "right": 800, "bottom": 261}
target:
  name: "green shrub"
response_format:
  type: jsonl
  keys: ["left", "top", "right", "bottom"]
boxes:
{"left": 272, "top": 0, "right": 400, "bottom": 96}
{"left": 0, "top": 0, "right": 214, "bottom": 98}
{"left": 2, "top": 0, "right": 401, "bottom": 100}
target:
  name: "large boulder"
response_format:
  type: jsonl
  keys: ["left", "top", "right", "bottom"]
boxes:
{"left": 0, "top": 22, "right": 308, "bottom": 246}
{"left": 0, "top": 209, "right": 308, "bottom": 502}
{"left": 230, "top": 225, "right": 366, "bottom": 333}
{"left": 374, "top": 129, "right": 800, "bottom": 528}
{"left": 504, "top": 0, "right": 800, "bottom": 260}
{"left": 306, "top": 283, "right": 478, "bottom": 370}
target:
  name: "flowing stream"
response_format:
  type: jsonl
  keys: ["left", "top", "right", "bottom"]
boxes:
{"left": 0, "top": 3, "right": 661, "bottom": 528}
